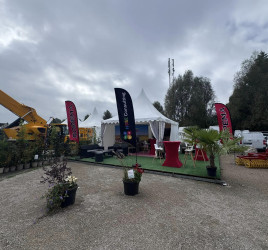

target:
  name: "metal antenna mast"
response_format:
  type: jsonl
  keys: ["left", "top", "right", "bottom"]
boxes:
{"left": 168, "top": 58, "right": 175, "bottom": 87}
{"left": 168, "top": 58, "right": 171, "bottom": 87}
{"left": 172, "top": 59, "right": 175, "bottom": 84}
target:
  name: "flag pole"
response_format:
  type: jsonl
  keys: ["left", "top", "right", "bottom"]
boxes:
{"left": 135, "top": 139, "right": 138, "bottom": 164}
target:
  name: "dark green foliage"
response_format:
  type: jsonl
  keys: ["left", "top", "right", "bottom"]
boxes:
{"left": 83, "top": 114, "right": 90, "bottom": 121}
{"left": 50, "top": 118, "right": 64, "bottom": 124}
{"left": 30, "top": 134, "right": 46, "bottom": 161}
{"left": 103, "top": 110, "right": 112, "bottom": 120}
{"left": 47, "top": 126, "right": 65, "bottom": 157}
{"left": 44, "top": 183, "right": 70, "bottom": 212}
{"left": 79, "top": 140, "right": 93, "bottom": 146}
{"left": 164, "top": 70, "right": 216, "bottom": 127}
{"left": 0, "top": 129, "right": 6, "bottom": 140}
{"left": 197, "top": 129, "right": 245, "bottom": 168}
{"left": 153, "top": 101, "right": 165, "bottom": 115}
{"left": 16, "top": 122, "right": 30, "bottom": 164}
{"left": 8, "top": 142, "right": 19, "bottom": 166}
{"left": 41, "top": 161, "right": 77, "bottom": 212}
{"left": 0, "top": 122, "right": 46, "bottom": 167}
{"left": 228, "top": 51, "right": 268, "bottom": 130}
{"left": 183, "top": 126, "right": 201, "bottom": 145}
{"left": 0, "top": 139, "right": 10, "bottom": 167}
{"left": 41, "top": 161, "right": 72, "bottom": 185}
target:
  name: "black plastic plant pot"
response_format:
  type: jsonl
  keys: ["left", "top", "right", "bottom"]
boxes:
{"left": 123, "top": 181, "right": 139, "bottom": 196}
{"left": 61, "top": 186, "right": 78, "bottom": 208}
{"left": 206, "top": 166, "right": 217, "bottom": 177}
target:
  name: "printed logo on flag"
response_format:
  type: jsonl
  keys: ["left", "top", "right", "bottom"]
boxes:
{"left": 115, "top": 88, "right": 136, "bottom": 147}
{"left": 215, "top": 103, "right": 233, "bottom": 135}
{"left": 65, "top": 100, "right": 79, "bottom": 143}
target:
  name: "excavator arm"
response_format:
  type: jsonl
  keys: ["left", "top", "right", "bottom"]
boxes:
{"left": 0, "top": 90, "right": 47, "bottom": 125}
{"left": 0, "top": 90, "right": 48, "bottom": 140}
{"left": 1, "top": 90, "right": 83, "bottom": 142}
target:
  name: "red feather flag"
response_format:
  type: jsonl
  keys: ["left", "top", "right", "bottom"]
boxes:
{"left": 65, "top": 101, "right": 79, "bottom": 143}
{"left": 214, "top": 103, "right": 233, "bottom": 135}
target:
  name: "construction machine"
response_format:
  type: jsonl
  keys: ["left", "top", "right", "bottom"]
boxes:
{"left": 0, "top": 90, "right": 94, "bottom": 142}
{"left": 0, "top": 90, "right": 68, "bottom": 141}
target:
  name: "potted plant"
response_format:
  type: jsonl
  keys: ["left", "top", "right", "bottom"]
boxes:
{"left": 197, "top": 129, "right": 244, "bottom": 177}
{"left": 29, "top": 135, "right": 45, "bottom": 167}
{"left": 48, "top": 126, "right": 66, "bottom": 161}
{"left": 30, "top": 154, "right": 39, "bottom": 168}
{"left": 123, "top": 164, "right": 144, "bottom": 195}
{"left": 9, "top": 154, "right": 16, "bottom": 172}
{"left": 114, "top": 151, "right": 144, "bottom": 195}
{"left": 183, "top": 126, "right": 200, "bottom": 146}
{"left": 41, "top": 161, "right": 78, "bottom": 213}
{"left": 0, "top": 141, "right": 7, "bottom": 173}
{"left": 22, "top": 149, "right": 33, "bottom": 169}
{"left": 0, "top": 139, "right": 11, "bottom": 173}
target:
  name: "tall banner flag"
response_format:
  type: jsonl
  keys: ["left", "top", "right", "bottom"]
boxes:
{"left": 215, "top": 103, "right": 233, "bottom": 135}
{"left": 114, "top": 88, "right": 136, "bottom": 147}
{"left": 65, "top": 101, "right": 79, "bottom": 143}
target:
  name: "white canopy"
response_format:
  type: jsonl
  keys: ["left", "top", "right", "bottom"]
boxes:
{"left": 101, "top": 89, "right": 179, "bottom": 149}
{"left": 102, "top": 89, "right": 177, "bottom": 125}
{"left": 79, "top": 107, "right": 102, "bottom": 143}
{"left": 81, "top": 107, "right": 102, "bottom": 127}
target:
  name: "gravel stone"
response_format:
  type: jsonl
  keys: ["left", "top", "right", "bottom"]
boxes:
{"left": 0, "top": 155, "right": 267, "bottom": 250}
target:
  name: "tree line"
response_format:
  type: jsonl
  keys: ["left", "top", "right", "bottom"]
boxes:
{"left": 93, "top": 51, "right": 267, "bottom": 131}
{"left": 227, "top": 51, "right": 268, "bottom": 131}
{"left": 152, "top": 51, "right": 268, "bottom": 131}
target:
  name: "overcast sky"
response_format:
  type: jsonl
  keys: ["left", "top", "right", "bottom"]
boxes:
{"left": 0, "top": 0, "right": 268, "bottom": 124}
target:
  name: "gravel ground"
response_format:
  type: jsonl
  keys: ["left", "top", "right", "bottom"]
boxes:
{"left": 0, "top": 155, "right": 267, "bottom": 250}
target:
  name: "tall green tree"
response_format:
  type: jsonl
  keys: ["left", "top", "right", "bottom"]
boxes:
{"left": 153, "top": 101, "right": 165, "bottom": 115}
{"left": 50, "top": 118, "right": 65, "bottom": 124}
{"left": 228, "top": 51, "right": 268, "bottom": 130}
{"left": 164, "top": 70, "right": 215, "bottom": 127}
{"left": 103, "top": 110, "right": 112, "bottom": 120}
{"left": 83, "top": 114, "right": 90, "bottom": 121}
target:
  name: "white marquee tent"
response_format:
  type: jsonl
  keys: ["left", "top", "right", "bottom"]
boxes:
{"left": 79, "top": 107, "right": 102, "bottom": 142}
{"left": 101, "top": 89, "right": 179, "bottom": 149}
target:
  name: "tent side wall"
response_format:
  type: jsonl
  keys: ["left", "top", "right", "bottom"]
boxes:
{"left": 170, "top": 124, "right": 179, "bottom": 141}
{"left": 102, "top": 121, "right": 178, "bottom": 149}
{"left": 103, "top": 124, "right": 115, "bottom": 150}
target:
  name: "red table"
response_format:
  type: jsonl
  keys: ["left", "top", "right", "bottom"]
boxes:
{"left": 149, "top": 138, "right": 156, "bottom": 155}
{"left": 162, "top": 141, "right": 183, "bottom": 168}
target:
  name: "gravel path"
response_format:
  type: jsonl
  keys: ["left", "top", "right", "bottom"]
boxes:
{"left": 0, "top": 156, "right": 267, "bottom": 250}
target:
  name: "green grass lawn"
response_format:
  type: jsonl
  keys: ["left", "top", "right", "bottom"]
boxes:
{"left": 70, "top": 153, "right": 221, "bottom": 179}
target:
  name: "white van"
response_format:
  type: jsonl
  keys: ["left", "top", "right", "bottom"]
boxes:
{"left": 234, "top": 130, "right": 267, "bottom": 152}
{"left": 209, "top": 125, "right": 220, "bottom": 132}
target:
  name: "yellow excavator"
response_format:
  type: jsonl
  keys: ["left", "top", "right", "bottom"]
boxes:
{"left": 0, "top": 90, "right": 93, "bottom": 142}
{"left": 0, "top": 90, "right": 69, "bottom": 141}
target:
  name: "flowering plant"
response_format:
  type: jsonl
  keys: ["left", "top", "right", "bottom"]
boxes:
{"left": 41, "top": 161, "right": 78, "bottom": 212}
{"left": 123, "top": 163, "right": 144, "bottom": 183}
{"left": 113, "top": 150, "right": 144, "bottom": 183}
{"left": 65, "top": 175, "right": 78, "bottom": 188}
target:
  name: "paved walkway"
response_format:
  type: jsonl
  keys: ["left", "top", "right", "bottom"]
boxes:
{"left": 0, "top": 155, "right": 267, "bottom": 249}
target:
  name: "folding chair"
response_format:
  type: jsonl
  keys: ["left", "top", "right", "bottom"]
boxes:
{"left": 183, "top": 145, "right": 196, "bottom": 167}
{"left": 152, "top": 143, "right": 164, "bottom": 163}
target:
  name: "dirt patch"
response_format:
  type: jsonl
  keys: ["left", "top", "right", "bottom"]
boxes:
{"left": 220, "top": 154, "right": 268, "bottom": 194}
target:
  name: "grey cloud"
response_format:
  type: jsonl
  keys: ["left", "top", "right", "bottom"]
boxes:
{"left": 0, "top": 0, "right": 267, "bottom": 123}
